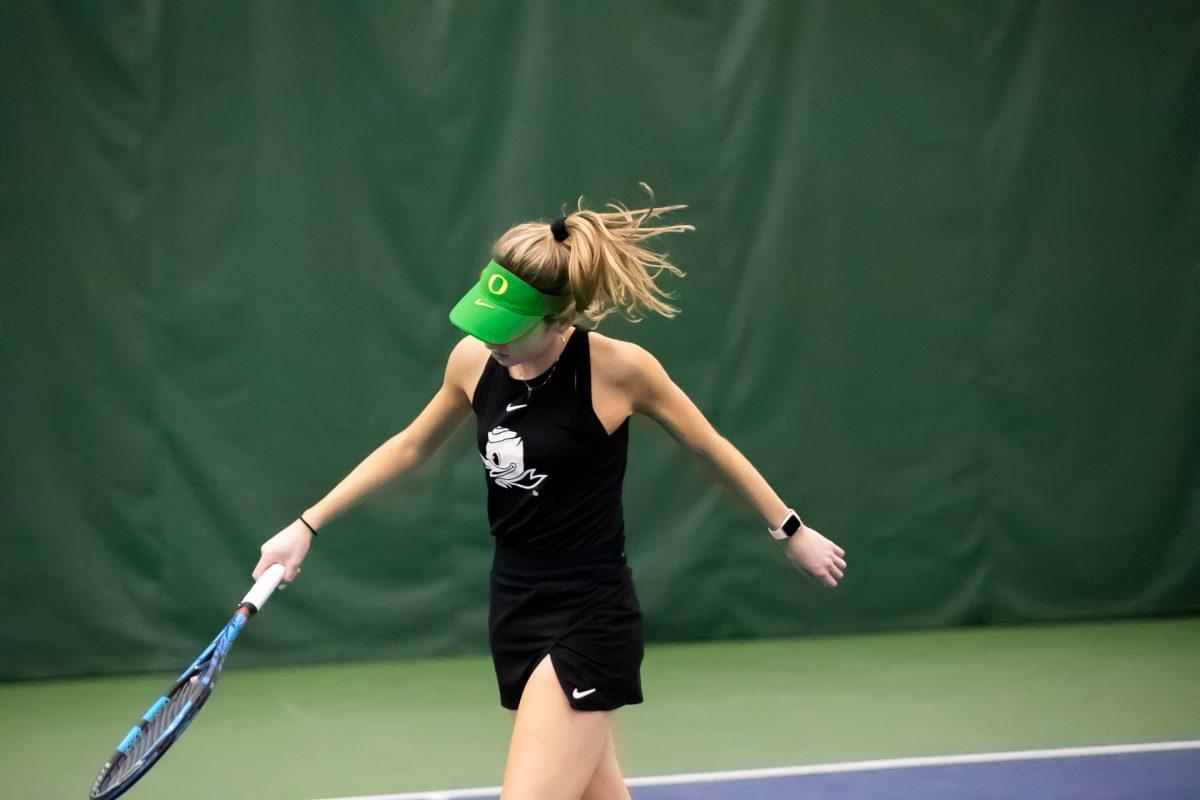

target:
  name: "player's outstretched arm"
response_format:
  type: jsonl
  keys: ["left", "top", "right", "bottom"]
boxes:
{"left": 252, "top": 337, "right": 477, "bottom": 583}
{"left": 628, "top": 345, "right": 847, "bottom": 588}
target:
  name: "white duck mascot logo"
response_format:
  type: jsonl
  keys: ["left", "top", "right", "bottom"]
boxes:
{"left": 481, "top": 425, "right": 548, "bottom": 491}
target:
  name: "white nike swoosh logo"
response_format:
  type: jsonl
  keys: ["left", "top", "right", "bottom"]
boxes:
{"left": 506, "top": 402, "right": 527, "bottom": 411}
{"left": 474, "top": 298, "right": 496, "bottom": 308}
{"left": 572, "top": 688, "right": 597, "bottom": 699}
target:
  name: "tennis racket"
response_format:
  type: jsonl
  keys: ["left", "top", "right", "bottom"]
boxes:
{"left": 89, "top": 562, "right": 287, "bottom": 799}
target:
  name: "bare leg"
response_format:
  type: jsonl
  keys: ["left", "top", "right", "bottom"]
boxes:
{"left": 581, "top": 727, "right": 632, "bottom": 800}
{"left": 500, "top": 653, "right": 614, "bottom": 800}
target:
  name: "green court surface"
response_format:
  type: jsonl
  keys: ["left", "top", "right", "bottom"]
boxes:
{"left": 2, "top": 617, "right": 1196, "bottom": 800}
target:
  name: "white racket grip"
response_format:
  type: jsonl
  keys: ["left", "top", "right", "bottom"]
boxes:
{"left": 241, "top": 563, "right": 286, "bottom": 613}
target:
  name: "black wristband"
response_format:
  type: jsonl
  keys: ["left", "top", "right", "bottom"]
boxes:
{"left": 299, "top": 515, "right": 318, "bottom": 537}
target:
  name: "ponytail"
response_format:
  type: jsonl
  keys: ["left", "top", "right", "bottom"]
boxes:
{"left": 492, "top": 182, "right": 694, "bottom": 327}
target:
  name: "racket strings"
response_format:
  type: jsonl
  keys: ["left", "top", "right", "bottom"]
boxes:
{"left": 92, "top": 616, "right": 245, "bottom": 798}
{"left": 101, "top": 675, "right": 209, "bottom": 786}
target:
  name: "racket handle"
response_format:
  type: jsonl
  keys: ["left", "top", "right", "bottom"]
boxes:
{"left": 240, "top": 563, "right": 286, "bottom": 614}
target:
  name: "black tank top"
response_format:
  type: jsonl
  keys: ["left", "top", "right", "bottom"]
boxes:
{"left": 472, "top": 325, "right": 630, "bottom": 552}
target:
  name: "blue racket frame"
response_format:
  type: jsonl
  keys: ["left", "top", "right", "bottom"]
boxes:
{"left": 89, "top": 608, "right": 251, "bottom": 799}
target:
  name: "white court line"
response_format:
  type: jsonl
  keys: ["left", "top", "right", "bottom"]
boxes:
{"left": 312, "top": 739, "right": 1200, "bottom": 800}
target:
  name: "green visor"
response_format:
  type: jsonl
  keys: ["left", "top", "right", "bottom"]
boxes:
{"left": 448, "top": 260, "right": 571, "bottom": 344}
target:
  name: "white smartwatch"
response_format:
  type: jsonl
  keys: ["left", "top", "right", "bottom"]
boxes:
{"left": 769, "top": 508, "right": 804, "bottom": 541}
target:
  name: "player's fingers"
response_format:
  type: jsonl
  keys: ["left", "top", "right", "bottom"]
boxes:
{"left": 833, "top": 555, "right": 847, "bottom": 570}
{"left": 829, "top": 564, "right": 844, "bottom": 580}
{"left": 283, "top": 564, "right": 302, "bottom": 582}
{"left": 823, "top": 572, "right": 837, "bottom": 588}
{"left": 251, "top": 556, "right": 271, "bottom": 581}
{"left": 834, "top": 544, "right": 845, "bottom": 557}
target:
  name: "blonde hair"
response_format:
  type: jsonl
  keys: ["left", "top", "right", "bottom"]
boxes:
{"left": 491, "top": 182, "right": 693, "bottom": 328}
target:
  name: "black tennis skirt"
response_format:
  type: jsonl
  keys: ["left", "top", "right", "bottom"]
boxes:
{"left": 488, "top": 541, "right": 644, "bottom": 712}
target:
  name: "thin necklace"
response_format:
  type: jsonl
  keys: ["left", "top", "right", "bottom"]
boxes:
{"left": 513, "top": 330, "right": 570, "bottom": 399}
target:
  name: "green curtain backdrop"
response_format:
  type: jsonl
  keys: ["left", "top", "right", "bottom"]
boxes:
{"left": 3, "top": 1, "right": 1197, "bottom": 681}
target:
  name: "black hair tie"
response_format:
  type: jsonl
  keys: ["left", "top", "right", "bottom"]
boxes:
{"left": 299, "top": 515, "right": 318, "bottom": 537}
{"left": 550, "top": 215, "right": 569, "bottom": 242}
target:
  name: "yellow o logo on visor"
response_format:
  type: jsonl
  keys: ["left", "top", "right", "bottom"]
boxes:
{"left": 487, "top": 274, "right": 509, "bottom": 295}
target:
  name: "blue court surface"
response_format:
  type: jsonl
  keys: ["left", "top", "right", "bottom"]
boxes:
{"left": 320, "top": 741, "right": 1200, "bottom": 800}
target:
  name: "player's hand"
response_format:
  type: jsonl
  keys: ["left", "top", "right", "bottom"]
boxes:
{"left": 784, "top": 524, "right": 846, "bottom": 588}
{"left": 252, "top": 519, "right": 313, "bottom": 588}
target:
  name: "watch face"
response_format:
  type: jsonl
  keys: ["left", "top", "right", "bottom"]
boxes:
{"left": 782, "top": 514, "right": 802, "bottom": 535}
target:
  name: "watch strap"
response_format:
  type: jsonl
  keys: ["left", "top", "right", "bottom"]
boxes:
{"left": 769, "top": 509, "right": 803, "bottom": 540}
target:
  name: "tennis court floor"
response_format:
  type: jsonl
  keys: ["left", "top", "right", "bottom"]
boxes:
{"left": 2, "top": 617, "right": 1196, "bottom": 799}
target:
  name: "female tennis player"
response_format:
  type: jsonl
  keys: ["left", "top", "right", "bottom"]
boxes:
{"left": 252, "top": 185, "right": 847, "bottom": 799}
